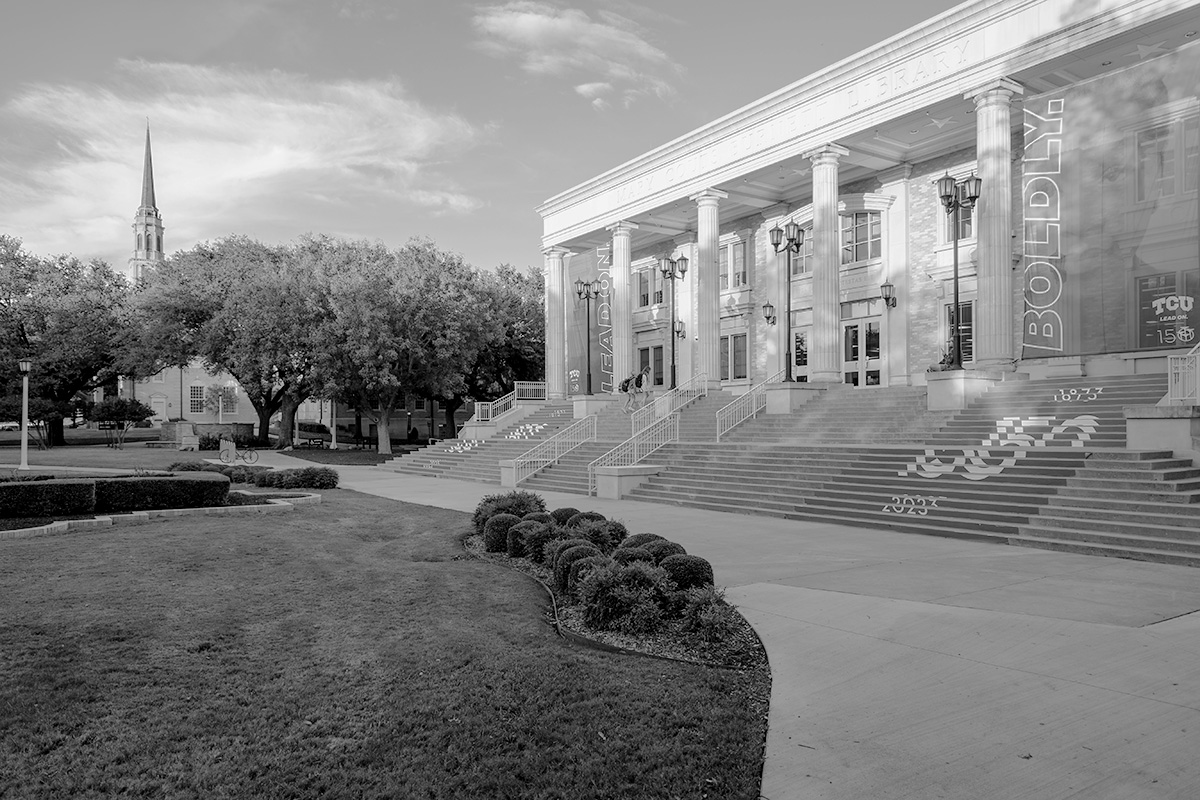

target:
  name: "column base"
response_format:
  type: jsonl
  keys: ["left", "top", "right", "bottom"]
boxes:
{"left": 926, "top": 368, "right": 1006, "bottom": 411}
{"left": 765, "top": 382, "right": 831, "bottom": 414}
{"left": 1125, "top": 404, "right": 1200, "bottom": 466}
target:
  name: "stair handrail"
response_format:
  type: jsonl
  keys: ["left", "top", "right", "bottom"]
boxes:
{"left": 1167, "top": 343, "right": 1200, "bottom": 405}
{"left": 512, "top": 415, "right": 597, "bottom": 484}
{"left": 630, "top": 372, "right": 708, "bottom": 435}
{"left": 588, "top": 413, "right": 679, "bottom": 495}
{"left": 716, "top": 368, "right": 787, "bottom": 438}
{"left": 473, "top": 381, "right": 547, "bottom": 423}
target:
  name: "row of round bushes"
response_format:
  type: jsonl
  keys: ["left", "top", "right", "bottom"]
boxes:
{"left": 169, "top": 462, "right": 338, "bottom": 489}
{"left": 472, "top": 491, "right": 731, "bottom": 638}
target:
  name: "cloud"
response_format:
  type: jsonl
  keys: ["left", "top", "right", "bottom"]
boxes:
{"left": 0, "top": 59, "right": 489, "bottom": 268}
{"left": 472, "top": 1, "right": 682, "bottom": 109}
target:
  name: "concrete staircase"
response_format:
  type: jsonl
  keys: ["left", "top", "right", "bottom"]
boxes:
{"left": 721, "top": 384, "right": 953, "bottom": 444}
{"left": 1012, "top": 450, "right": 1200, "bottom": 566}
{"left": 383, "top": 402, "right": 574, "bottom": 484}
{"left": 519, "top": 390, "right": 735, "bottom": 493}
{"left": 626, "top": 374, "right": 1200, "bottom": 564}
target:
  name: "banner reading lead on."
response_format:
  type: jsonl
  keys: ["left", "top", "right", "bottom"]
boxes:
{"left": 565, "top": 245, "right": 613, "bottom": 395}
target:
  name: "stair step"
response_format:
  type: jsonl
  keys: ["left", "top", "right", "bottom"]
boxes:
{"left": 1011, "top": 533, "right": 1200, "bottom": 567}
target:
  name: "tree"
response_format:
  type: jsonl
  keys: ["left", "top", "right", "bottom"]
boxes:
{"left": 125, "top": 236, "right": 324, "bottom": 448}
{"left": 309, "top": 237, "right": 485, "bottom": 455}
{"left": 445, "top": 264, "right": 545, "bottom": 433}
{"left": 0, "top": 235, "right": 130, "bottom": 447}
{"left": 90, "top": 397, "right": 154, "bottom": 449}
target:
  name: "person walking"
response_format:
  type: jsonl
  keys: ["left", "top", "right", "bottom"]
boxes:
{"left": 622, "top": 366, "right": 652, "bottom": 413}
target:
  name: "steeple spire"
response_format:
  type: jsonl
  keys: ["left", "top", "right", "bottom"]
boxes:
{"left": 140, "top": 123, "right": 157, "bottom": 211}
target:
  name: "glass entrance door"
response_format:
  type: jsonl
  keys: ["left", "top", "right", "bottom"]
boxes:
{"left": 842, "top": 319, "right": 882, "bottom": 386}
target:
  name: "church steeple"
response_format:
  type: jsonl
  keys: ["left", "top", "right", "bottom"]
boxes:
{"left": 129, "top": 123, "right": 164, "bottom": 281}
{"left": 140, "top": 125, "right": 156, "bottom": 211}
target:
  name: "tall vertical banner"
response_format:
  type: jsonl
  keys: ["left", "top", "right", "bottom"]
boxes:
{"left": 566, "top": 245, "right": 613, "bottom": 395}
{"left": 1022, "top": 44, "right": 1199, "bottom": 358}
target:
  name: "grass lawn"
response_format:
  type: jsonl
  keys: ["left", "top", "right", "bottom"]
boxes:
{"left": 0, "top": 490, "right": 769, "bottom": 799}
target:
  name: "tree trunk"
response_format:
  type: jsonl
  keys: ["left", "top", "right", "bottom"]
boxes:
{"left": 375, "top": 409, "right": 392, "bottom": 455}
{"left": 255, "top": 405, "right": 273, "bottom": 445}
{"left": 276, "top": 397, "right": 303, "bottom": 449}
{"left": 46, "top": 417, "right": 65, "bottom": 448}
{"left": 444, "top": 400, "right": 462, "bottom": 439}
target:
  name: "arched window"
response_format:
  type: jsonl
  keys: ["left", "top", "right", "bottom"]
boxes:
{"left": 137, "top": 233, "right": 143, "bottom": 251}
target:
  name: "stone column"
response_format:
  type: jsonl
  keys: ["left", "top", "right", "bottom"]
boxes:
{"left": 969, "top": 79, "right": 1022, "bottom": 371}
{"left": 608, "top": 221, "right": 637, "bottom": 387}
{"left": 543, "top": 246, "right": 570, "bottom": 399}
{"left": 879, "top": 165, "right": 912, "bottom": 385}
{"left": 690, "top": 189, "right": 727, "bottom": 384}
{"left": 804, "top": 144, "right": 849, "bottom": 383}
{"left": 759, "top": 204, "right": 789, "bottom": 378}
{"left": 674, "top": 234, "right": 697, "bottom": 380}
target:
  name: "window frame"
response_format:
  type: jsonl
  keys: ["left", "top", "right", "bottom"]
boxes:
{"left": 188, "top": 385, "right": 205, "bottom": 415}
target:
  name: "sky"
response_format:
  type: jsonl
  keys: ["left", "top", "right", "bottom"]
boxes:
{"left": 0, "top": 0, "right": 967, "bottom": 277}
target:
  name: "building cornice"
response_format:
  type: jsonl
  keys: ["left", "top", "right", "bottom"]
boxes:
{"left": 539, "top": 0, "right": 1193, "bottom": 248}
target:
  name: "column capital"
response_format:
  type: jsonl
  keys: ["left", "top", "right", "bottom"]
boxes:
{"left": 966, "top": 78, "right": 1024, "bottom": 107}
{"left": 606, "top": 220, "right": 639, "bottom": 236}
{"left": 543, "top": 246, "right": 572, "bottom": 260}
{"left": 802, "top": 143, "right": 850, "bottom": 166}
{"left": 688, "top": 188, "right": 728, "bottom": 206}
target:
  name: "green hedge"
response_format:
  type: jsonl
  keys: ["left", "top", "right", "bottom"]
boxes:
{"left": 95, "top": 473, "right": 230, "bottom": 513}
{"left": 0, "top": 479, "right": 96, "bottom": 518}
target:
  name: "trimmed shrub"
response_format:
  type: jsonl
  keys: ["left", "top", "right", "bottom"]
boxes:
{"left": 567, "top": 555, "right": 612, "bottom": 597}
{"left": 618, "top": 532, "right": 667, "bottom": 550}
{"left": 522, "top": 511, "right": 554, "bottom": 525}
{"left": 472, "top": 491, "right": 546, "bottom": 535}
{"left": 577, "top": 561, "right": 678, "bottom": 634}
{"left": 0, "top": 479, "right": 95, "bottom": 519}
{"left": 554, "top": 544, "right": 602, "bottom": 593}
{"left": 167, "top": 461, "right": 208, "bottom": 472}
{"left": 611, "top": 546, "right": 655, "bottom": 565}
{"left": 573, "top": 519, "right": 628, "bottom": 553}
{"left": 506, "top": 520, "right": 546, "bottom": 558}
{"left": 545, "top": 538, "right": 593, "bottom": 572}
{"left": 643, "top": 539, "right": 687, "bottom": 563}
{"left": 680, "top": 585, "right": 740, "bottom": 643}
{"left": 549, "top": 506, "right": 580, "bottom": 526}
{"left": 565, "top": 511, "right": 606, "bottom": 528}
{"left": 522, "top": 524, "right": 564, "bottom": 564}
{"left": 482, "top": 513, "right": 522, "bottom": 553}
{"left": 660, "top": 554, "right": 714, "bottom": 591}
{"left": 252, "top": 467, "right": 338, "bottom": 490}
{"left": 95, "top": 473, "right": 230, "bottom": 513}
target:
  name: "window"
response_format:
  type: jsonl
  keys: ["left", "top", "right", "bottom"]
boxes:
{"left": 945, "top": 204, "right": 974, "bottom": 242}
{"left": 189, "top": 385, "right": 205, "bottom": 414}
{"left": 221, "top": 390, "right": 238, "bottom": 414}
{"left": 719, "top": 334, "right": 748, "bottom": 381}
{"left": 788, "top": 226, "right": 814, "bottom": 276}
{"left": 841, "top": 211, "right": 881, "bottom": 264}
{"left": 151, "top": 371, "right": 165, "bottom": 383}
{"left": 946, "top": 301, "right": 974, "bottom": 362}
{"left": 638, "top": 270, "right": 650, "bottom": 307}
{"left": 1136, "top": 117, "right": 1199, "bottom": 202}
{"left": 718, "top": 241, "right": 747, "bottom": 289}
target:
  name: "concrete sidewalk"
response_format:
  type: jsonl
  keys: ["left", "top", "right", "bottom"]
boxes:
{"left": 12, "top": 452, "right": 1199, "bottom": 798}
{"left": 324, "top": 462, "right": 1200, "bottom": 800}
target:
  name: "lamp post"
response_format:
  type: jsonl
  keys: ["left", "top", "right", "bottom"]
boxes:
{"left": 937, "top": 173, "right": 982, "bottom": 369}
{"left": 768, "top": 220, "right": 805, "bottom": 380}
{"left": 574, "top": 278, "right": 602, "bottom": 395}
{"left": 17, "top": 358, "right": 31, "bottom": 471}
{"left": 658, "top": 254, "right": 689, "bottom": 389}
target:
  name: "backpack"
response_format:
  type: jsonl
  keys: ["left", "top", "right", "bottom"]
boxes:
{"left": 619, "top": 377, "right": 632, "bottom": 393}
{"left": 634, "top": 373, "right": 645, "bottom": 389}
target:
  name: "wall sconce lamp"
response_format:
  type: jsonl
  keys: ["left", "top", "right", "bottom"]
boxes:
{"left": 673, "top": 319, "right": 685, "bottom": 339}
{"left": 880, "top": 281, "right": 897, "bottom": 308}
{"left": 762, "top": 300, "right": 777, "bottom": 326}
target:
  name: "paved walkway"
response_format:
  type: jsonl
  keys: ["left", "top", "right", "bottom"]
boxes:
{"left": 12, "top": 453, "right": 1200, "bottom": 798}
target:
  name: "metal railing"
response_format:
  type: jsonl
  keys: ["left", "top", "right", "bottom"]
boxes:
{"left": 1167, "top": 344, "right": 1200, "bottom": 404}
{"left": 630, "top": 372, "right": 708, "bottom": 435}
{"left": 473, "top": 381, "right": 547, "bottom": 423}
{"left": 588, "top": 413, "right": 679, "bottom": 495}
{"left": 717, "top": 368, "right": 787, "bottom": 438}
{"left": 512, "top": 415, "right": 596, "bottom": 484}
